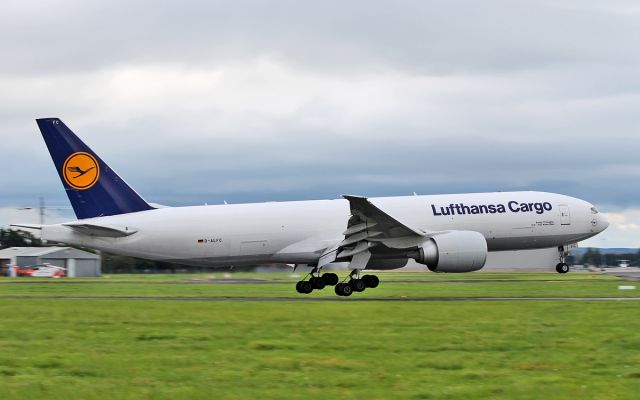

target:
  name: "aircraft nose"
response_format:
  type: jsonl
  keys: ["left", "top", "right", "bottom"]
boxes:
{"left": 598, "top": 213, "right": 610, "bottom": 232}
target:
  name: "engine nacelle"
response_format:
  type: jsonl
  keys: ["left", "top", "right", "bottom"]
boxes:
{"left": 365, "top": 258, "right": 409, "bottom": 270}
{"left": 414, "top": 231, "right": 487, "bottom": 273}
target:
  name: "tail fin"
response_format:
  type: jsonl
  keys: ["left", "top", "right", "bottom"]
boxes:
{"left": 36, "top": 118, "right": 154, "bottom": 219}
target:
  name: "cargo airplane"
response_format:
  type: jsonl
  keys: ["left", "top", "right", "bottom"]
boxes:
{"left": 12, "top": 118, "right": 610, "bottom": 296}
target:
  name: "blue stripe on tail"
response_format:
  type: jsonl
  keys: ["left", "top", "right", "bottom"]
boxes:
{"left": 36, "top": 118, "right": 154, "bottom": 219}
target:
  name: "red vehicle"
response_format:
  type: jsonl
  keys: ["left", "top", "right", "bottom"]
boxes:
{"left": 16, "top": 264, "right": 67, "bottom": 278}
{"left": 16, "top": 266, "right": 36, "bottom": 276}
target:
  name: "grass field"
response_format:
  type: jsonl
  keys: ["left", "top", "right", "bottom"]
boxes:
{"left": 1, "top": 272, "right": 639, "bottom": 399}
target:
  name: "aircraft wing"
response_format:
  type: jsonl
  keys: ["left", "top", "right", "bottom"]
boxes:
{"left": 62, "top": 222, "right": 137, "bottom": 238}
{"left": 319, "top": 195, "right": 427, "bottom": 268}
{"left": 342, "top": 195, "right": 425, "bottom": 236}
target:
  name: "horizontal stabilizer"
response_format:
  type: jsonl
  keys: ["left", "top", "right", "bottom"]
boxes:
{"left": 10, "top": 224, "right": 43, "bottom": 230}
{"left": 62, "top": 222, "right": 137, "bottom": 237}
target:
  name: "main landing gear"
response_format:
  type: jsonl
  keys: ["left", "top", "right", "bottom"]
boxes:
{"left": 555, "top": 246, "right": 570, "bottom": 274}
{"left": 295, "top": 268, "right": 380, "bottom": 296}
{"left": 295, "top": 268, "right": 339, "bottom": 294}
{"left": 334, "top": 269, "right": 379, "bottom": 297}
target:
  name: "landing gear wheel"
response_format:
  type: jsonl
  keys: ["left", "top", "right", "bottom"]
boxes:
{"left": 350, "top": 279, "right": 366, "bottom": 292}
{"left": 321, "top": 272, "right": 339, "bottom": 286}
{"left": 362, "top": 274, "right": 379, "bottom": 288}
{"left": 335, "top": 282, "right": 353, "bottom": 296}
{"left": 556, "top": 246, "right": 570, "bottom": 274}
{"left": 310, "top": 276, "right": 325, "bottom": 290}
{"left": 297, "top": 280, "right": 313, "bottom": 294}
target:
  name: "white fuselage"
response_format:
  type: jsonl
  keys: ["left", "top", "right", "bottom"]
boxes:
{"left": 40, "top": 191, "right": 609, "bottom": 268}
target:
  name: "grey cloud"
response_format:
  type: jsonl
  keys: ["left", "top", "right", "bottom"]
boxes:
{"left": 1, "top": 0, "right": 639, "bottom": 239}
{"left": 2, "top": 1, "right": 639, "bottom": 76}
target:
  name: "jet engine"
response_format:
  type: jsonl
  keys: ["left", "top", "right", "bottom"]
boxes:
{"left": 365, "top": 258, "right": 409, "bottom": 270}
{"left": 414, "top": 231, "right": 487, "bottom": 272}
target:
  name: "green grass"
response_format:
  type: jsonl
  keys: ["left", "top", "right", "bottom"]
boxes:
{"left": 1, "top": 272, "right": 639, "bottom": 399}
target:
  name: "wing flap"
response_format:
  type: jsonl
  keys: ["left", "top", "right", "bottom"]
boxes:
{"left": 337, "top": 241, "right": 373, "bottom": 258}
{"left": 343, "top": 195, "right": 425, "bottom": 236}
{"left": 327, "top": 195, "right": 428, "bottom": 269}
{"left": 342, "top": 222, "right": 377, "bottom": 236}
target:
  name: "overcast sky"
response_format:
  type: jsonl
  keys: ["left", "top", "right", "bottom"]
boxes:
{"left": 1, "top": 0, "right": 639, "bottom": 247}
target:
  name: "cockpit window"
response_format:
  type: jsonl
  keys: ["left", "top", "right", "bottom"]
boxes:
{"left": 591, "top": 207, "right": 599, "bottom": 214}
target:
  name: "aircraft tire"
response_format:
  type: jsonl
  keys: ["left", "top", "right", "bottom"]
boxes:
{"left": 335, "top": 282, "right": 353, "bottom": 296}
{"left": 555, "top": 263, "right": 570, "bottom": 274}
{"left": 363, "top": 274, "right": 379, "bottom": 288}
{"left": 341, "top": 283, "right": 353, "bottom": 296}
{"left": 350, "top": 279, "right": 366, "bottom": 292}
{"left": 321, "top": 272, "right": 339, "bottom": 286}
{"left": 310, "top": 276, "right": 325, "bottom": 290}
{"left": 300, "top": 280, "right": 314, "bottom": 294}
{"left": 296, "top": 281, "right": 305, "bottom": 293}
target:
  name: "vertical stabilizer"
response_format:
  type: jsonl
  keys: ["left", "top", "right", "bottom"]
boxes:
{"left": 36, "top": 118, "right": 154, "bottom": 219}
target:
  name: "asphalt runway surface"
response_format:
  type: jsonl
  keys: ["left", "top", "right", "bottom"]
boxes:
{"left": 605, "top": 270, "right": 640, "bottom": 282}
{"left": 1, "top": 295, "right": 639, "bottom": 302}
{"left": 0, "top": 278, "right": 612, "bottom": 285}
{"left": 0, "top": 278, "right": 272, "bottom": 285}
{"left": 2, "top": 273, "right": 637, "bottom": 301}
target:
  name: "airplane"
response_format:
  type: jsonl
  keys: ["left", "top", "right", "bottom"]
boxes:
{"left": 12, "top": 118, "right": 610, "bottom": 296}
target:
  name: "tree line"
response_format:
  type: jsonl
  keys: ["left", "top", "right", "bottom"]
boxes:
{"left": 579, "top": 247, "right": 640, "bottom": 267}
{"left": 0, "top": 228, "right": 41, "bottom": 248}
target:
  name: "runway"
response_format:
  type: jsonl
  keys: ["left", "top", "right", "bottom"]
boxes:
{"left": 0, "top": 278, "right": 611, "bottom": 285}
{"left": 2, "top": 273, "right": 633, "bottom": 302}
{"left": 605, "top": 270, "right": 640, "bottom": 282}
{"left": 1, "top": 295, "right": 639, "bottom": 302}
{"left": 0, "top": 278, "right": 272, "bottom": 285}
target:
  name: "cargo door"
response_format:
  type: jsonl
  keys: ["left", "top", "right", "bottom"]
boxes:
{"left": 240, "top": 240, "right": 269, "bottom": 256}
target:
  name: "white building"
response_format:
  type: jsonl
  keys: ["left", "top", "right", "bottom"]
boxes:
{"left": 0, "top": 247, "right": 101, "bottom": 277}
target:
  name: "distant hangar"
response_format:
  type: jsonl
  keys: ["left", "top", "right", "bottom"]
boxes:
{"left": 0, "top": 246, "right": 101, "bottom": 277}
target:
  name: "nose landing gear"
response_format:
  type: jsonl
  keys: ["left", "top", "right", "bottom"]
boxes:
{"left": 556, "top": 245, "right": 571, "bottom": 274}
{"left": 556, "top": 263, "right": 570, "bottom": 273}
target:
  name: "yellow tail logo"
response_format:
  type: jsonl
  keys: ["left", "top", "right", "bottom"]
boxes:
{"left": 62, "top": 152, "right": 100, "bottom": 190}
